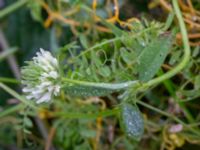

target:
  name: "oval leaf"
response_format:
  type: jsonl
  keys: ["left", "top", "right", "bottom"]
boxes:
{"left": 138, "top": 33, "right": 173, "bottom": 81}
{"left": 121, "top": 103, "right": 144, "bottom": 141}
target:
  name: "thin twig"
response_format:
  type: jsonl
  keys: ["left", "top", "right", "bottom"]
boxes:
{"left": 45, "top": 127, "right": 56, "bottom": 150}
{"left": 0, "top": 29, "right": 20, "bottom": 80}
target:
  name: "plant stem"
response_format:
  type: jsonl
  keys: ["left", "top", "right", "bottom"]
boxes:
{"left": 0, "top": 77, "right": 20, "bottom": 84}
{"left": 52, "top": 107, "right": 119, "bottom": 119}
{"left": 157, "top": 69, "right": 194, "bottom": 123}
{"left": 62, "top": 77, "right": 139, "bottom": 90}
{"left": 0, "top": 82, "right": 37, "bottom": 109}
{"left": 0, "top": 0, "right": 28, "bottom": 19}
{"left": 0, "top": 29, "right": 21, "bottom": 80}
{"left": 137, "top": 100, "right": 200, "bottom": 137}
{"left": 143, "top": 1, "right": 196, "bottom": 130}
{"left": 0, "top": 104, "right": 23, "bottom": 118}
{"left": 143, "top": 0, "right": 190, "bottom": 88}
{"left": 0, "top": 47, "right": 18, "bottom": 62}
{"left": 137, "top": 100, "right": 183, "bottom": 124}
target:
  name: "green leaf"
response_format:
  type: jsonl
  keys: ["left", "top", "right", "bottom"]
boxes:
{"left": 120, "top": 47, "right": 136, "bottom": 64}
{"left": 24, "top": 117, "right": 33, "bottom": 128}
{"left": 121, "top": 103, "right": 144, "bottom": 141}
{"left": 80, "top": 129, "right": 96, "bottom": 138}
{"left": 194, "top": 76, "right": 200, "bottom": 89}
{"left": 98, "top": 66, "right": 111, "bottom": 77}
{"left": 138, "top": 33, "right": 173, "bottom": 81}
{"left": 169, "top": 50, "right": 181, "bottom": 65}
{"left": 192, "top": 46, "right": 199, "bottom": 57}
{"left": 23, "top": 128, "right": 31, "bottom": 134}
{"left": 163, "top": 12, "right": 175, "bottom": 31}
{"left": 79, "top": 34, "right": 89, "bottom": 49}
{"left": 100, "top": 18, "right": 125, "bottom": 36}
{"left": 28, "top": 0, "right": 43, "bottom": 23}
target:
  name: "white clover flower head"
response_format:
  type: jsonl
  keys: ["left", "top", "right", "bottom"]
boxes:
{"left": 21, "top": 48, "right": 61, "bottom": 104}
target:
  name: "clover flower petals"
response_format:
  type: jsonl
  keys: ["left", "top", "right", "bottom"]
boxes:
{"left": 32, "top": 88, "right": 45, "bottom": 95}
{"left": 26, "top": 95, "right": 34, "bottom": 100}
{"left": 21, "top": 49, "right": 61, "bottom": 104}
{"left": 41, "top": 72, "right": 49, "bottom": 78}
{"left": 51, "top": 58, "right": 59, "bottom": 67}
{"left": 22, "top": 87, "right": 34, "bottom": 93}
{"left": 169, "top": 124, "right": 183, "bottom": 133}
{"left": 49, "top": 71, "right": 59, "bottom": 79}
{"left": 33, "top": 56, "right": 54, "bottom": 71}
{"left": 36, "top": 92, "right": 52, "bottom": 104}
{"left": 54, "top": 85, "right": 60, "bottom": 95}
{"left": 39, "top": 48, "right": 59, "bottom": 68}
{"left": 37, "top": 81, "right": 52, "bottom": 89}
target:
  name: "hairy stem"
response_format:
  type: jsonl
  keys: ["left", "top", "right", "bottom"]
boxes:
{"left": 62, "top": 77, "right": 139, "bottom": 90}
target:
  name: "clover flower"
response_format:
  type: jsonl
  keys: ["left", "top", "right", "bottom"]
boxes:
{"left": 21, "top": 48, "right": 61, "bottom": 104}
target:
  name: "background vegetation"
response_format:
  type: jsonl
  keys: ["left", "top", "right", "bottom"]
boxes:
{"left": 0, "top": 0, "right": 200, "bottom": 150}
